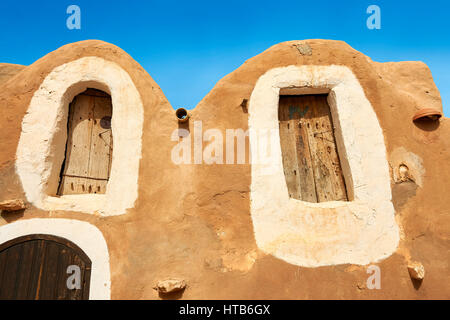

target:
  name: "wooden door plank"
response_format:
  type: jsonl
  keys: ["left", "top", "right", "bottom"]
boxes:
{"left": 313, "top": 96, "right": 348, "bottom": 201}
{"left": 87, "top": 96, "right": 113, "bottom": 194}
{"left": 54, "top": 244, "right": 72, "bottom": 300}
{"left": 59, "top": 94, "right": 94, "bottom": 195}
{"left": 49, "top": 242, "right": 66, "bottom": 300}
{"left": 279, "top": 96, "right": 317, "bottom": 202}
{"left": 303, "top": 95, "right": 348, "bottom": 202}
{"left": 71, "top": 254, "right": 89, "bottom": 300}
{"left": 0, "top": 245, "right": 22, "bottom": 299}
{"left": 13, "top": 240, "right": 39, "bottom": 300}
{"left": 36, "top": 241, "right": 56, "bottom": 300}
{"left": 0, "top": 246, "right": 8, "bottom": 299}
{"left": 81, "top": 260, "right": 92, "bottom": 301}
{"left": 55, "top": 243, "right": 88, "bottom": 300}
{"left": 38, "top": 241, "right": 64, "bottom": 300}
{"left": 304, "top": 95, "right": 335, "bottom": 202}
{"left": 27, "top": 239, "right": 45, "bottom": 300}
{"left": 279, "top": 97, "right": 302, "bottom": 199}
{"left": 293, "top": 97, "right": 319, "bottom": 203}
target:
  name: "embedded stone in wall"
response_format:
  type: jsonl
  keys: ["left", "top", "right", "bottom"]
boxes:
{"left": 154, "top": 279, "right": 187, "bottom": 294}
{"left": 0, "top": 199, "right": 26, "bottom": 212}
{"left": 390, "top": 147, "right": 425, "bottom": 187}
{"left": 408, "top": 262, "right": 425, "bottom": 280}
{"left": 398, "top": 164, "right": 411, "bottom": 183}
{"left": 296, "top": 43, "right": 312, "bottom": 56}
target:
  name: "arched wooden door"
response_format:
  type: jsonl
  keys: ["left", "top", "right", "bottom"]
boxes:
{"left": 58, "top": 88, "right": 113, "bottom": 196}
{"left": 0, "top": 235, "right": 91, "bottom": 300}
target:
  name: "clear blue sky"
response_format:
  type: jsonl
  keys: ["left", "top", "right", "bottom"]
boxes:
{"left": 0, "top": 0, "right": 448, "bottom": 114}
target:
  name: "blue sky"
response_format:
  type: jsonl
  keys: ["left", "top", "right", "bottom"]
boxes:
{"left": 0, "top": 0, "right": 448, "bottom": 114}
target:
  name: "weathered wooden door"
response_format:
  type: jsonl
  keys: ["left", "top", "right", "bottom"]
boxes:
{"left": 0, "top": 235, "right": 91, "bottom": 300}
{"left": 278, "top": 95, "right": 348, "bottom": 203}
{"left": 58, "top": 89, "right": 113, "bottom": 195}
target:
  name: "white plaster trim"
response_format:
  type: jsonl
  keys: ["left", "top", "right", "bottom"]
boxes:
{"left": 16, "top": 57, "right": 144, "bottom": 216}
{"left": 249, "top": 65, "right": 400, "bottom": 267}
{"left": 0, "top": 219, "right": 111, "bottom": 300}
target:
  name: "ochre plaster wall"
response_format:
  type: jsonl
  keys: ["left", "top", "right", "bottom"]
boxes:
{"left": 0, "top": 40, "right": 448, "bottom": 299}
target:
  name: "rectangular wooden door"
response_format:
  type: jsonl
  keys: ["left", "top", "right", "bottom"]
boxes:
{"left": 278, "top": 95, "right": 348, "bottom": 203}
{"left": 58, "top": 89, "right": 113, "bottom": 195}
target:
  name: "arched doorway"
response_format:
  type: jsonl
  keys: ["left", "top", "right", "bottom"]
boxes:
{"left": 58, "top": 88, "right": 113, "bottom": 196}
{"left": 0, "top": 234, "right": 91, "bottom": 300}
{"left": 16, "top": 57, "right": 144, "bottom": 216}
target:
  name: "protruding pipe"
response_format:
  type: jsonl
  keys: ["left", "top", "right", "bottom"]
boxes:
{"left": 413, "top": 108, "right": 442, "bottom": 122}
{"left": 176, "top": 108, "right": 190, "bottom": 123}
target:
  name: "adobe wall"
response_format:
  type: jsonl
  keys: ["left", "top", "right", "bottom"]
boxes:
{"left": 0, "top": 39, "right": 448, "bottom": 299}
{"left": 0, "top": 63, "right": 25, "bottom": 85}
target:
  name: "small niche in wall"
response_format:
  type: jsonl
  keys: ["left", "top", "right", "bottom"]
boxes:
{"left": 58, "top": 88, "right": 113, "bottom": 196}
{"left": 278, "top": 94, "right": 348, "bottom": 203}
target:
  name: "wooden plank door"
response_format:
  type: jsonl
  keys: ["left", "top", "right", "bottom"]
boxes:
{"left": 278, "top": 95, "right": 348, "bottom": 203}
{"left": 58, "top": 89, "right": 113, "bottom": 195}
{"left": 0, "top": 235, "right": 91, "bottom": 300}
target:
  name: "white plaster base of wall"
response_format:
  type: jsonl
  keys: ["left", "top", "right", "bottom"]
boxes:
{"left": 0, "top": 219, "right": 111, "bottom": 300}
{"left": 249, "top": 65, "right": 400, "bottom": 267}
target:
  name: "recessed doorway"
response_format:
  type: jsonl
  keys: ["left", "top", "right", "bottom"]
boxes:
{"left": 278, "top": 94, "right": 348, "bottom": 203}
{"left": 58, "top": 89, "right": 113, "bottom": 196}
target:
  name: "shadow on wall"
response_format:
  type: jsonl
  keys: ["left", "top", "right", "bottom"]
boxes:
{"left": 158, "top": 289, "right": 186, "bottom": 300}
{"left": 413, "top": 118, "right": 440, "bottom": 132}
{"left": 411, "top": 276, "right": 424, "bottom": 290}
{"left": 0, "top": 209, "right": 25, "bottom": 224}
